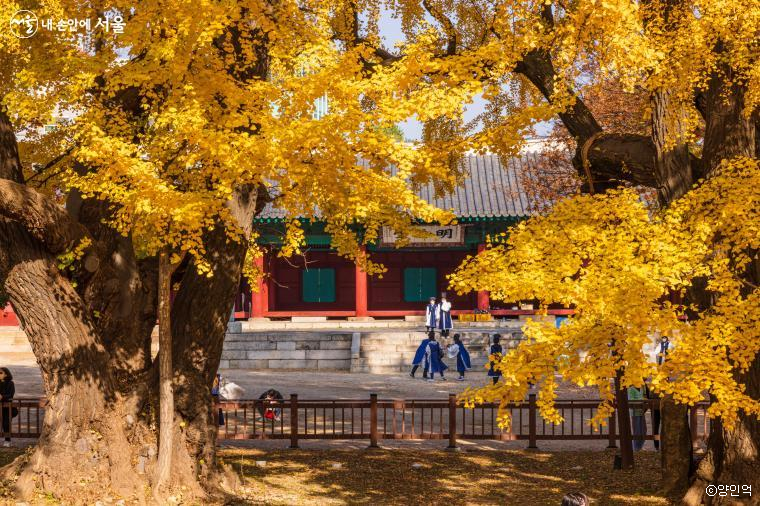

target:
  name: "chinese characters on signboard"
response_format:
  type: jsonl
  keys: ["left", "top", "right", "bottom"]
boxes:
{"left": 381, "top": 225, "right": 464, "bottom": 247}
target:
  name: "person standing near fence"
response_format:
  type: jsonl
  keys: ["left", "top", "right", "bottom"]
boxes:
{"left": 447, "top": 334, "right": 471, "bottom": 381}
{"left": 0, "top": 367, "right": 16, "bottom": 447}
{"left": 487, "top": 334, "right": 503, "bottom": 385}
{"left": 425, "top": 334, "right": 448, "bottom": 381}
{"left": 627, "top": 385, "right": 646, "bottom": 451}
{"left": 410, "top": 331, "right": 434, "bottom": 379}
{"left": 211, "top": 373, "right": 225, "bottom": 426}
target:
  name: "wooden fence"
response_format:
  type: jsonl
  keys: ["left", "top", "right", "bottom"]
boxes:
{"left": 2, "top": 396, "right": 711, "bottom": 450}
{"left": 215, "top": 394, "right": 711, "bottom": 449}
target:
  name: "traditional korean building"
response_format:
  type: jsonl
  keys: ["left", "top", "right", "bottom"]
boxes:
{"left": 233, "top": 153, "right": 568, "bottom": 320}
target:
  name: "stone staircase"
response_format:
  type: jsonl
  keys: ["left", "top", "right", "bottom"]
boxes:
{"left": 351, "top": 326, "right": 525, "bottom": 373}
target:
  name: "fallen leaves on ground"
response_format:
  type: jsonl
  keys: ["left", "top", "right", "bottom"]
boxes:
{"left": 220, "top": 448, "right": 674, "bottom": 505}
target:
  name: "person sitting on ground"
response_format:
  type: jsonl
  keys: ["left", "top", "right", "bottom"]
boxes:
{"left": 487, "top": 335, "right": 503, "bottom": 385}
{"left": 258, "top": 389, "right": 284, "bottom": 421}
{"left": 447, "top": 334, "right": 471, "bottom": 381}
{"left": 0, "top": 367, "right": 16, "bottom": 447}
{"left": 561, "top": 492, "right": 589, "bottom": 506}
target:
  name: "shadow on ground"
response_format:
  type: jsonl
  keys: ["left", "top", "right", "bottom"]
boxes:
{"left": 221, "top": 448, "right": 675, "bottom": 505}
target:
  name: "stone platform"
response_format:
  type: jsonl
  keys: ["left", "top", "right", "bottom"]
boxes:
{"left": 221, "top": 320, "right": 528, "bottom": 373}
{"left": 1, "top": 318, "right": 548, "bottom": 373}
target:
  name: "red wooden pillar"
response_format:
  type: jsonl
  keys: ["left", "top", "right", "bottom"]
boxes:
{"left": 476, "top": 243, "right": 490, "bottom": 311}
{"left": 251, "top": 252, "right": 269, "bottom": 319}
{"left": 355, "top": 245, "right": 368, "bottom": 318}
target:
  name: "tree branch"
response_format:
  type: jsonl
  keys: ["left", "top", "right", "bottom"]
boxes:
{"left": 422, "top": 0, "right": 457, "bottom": 55}
{"left": 0, "top": 179, "right": 89, "bottom": 254}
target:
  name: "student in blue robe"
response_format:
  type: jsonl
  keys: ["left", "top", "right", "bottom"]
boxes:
{"left": 487, "top": 334, "right": 503, "bottom": 385}
{"left": 436, "top": 294, "right": 453, "bottom": 337}
{"left": 410, "top": 331, "right": 434, "bottom": 378}
{"left": 447, "top": 333, "right": 471, "bottom": 381}
{"left": 657, "top": 336, "right": 670, "bottom": 365}
{"left": 425, "top": 297, "right": 438, "bottom": 332}
{"left": 425, "top": 334, "right": 448, "bottom": 381}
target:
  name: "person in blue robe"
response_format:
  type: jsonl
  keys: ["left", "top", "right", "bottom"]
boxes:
{"left": 657, "top": 336, "right": 670, "bottom": 365}
{"left": 410, "top": 331, "right": 434, "bottom": 378}
{"left": 425, "top": 297, "right": 438, "bottom": 332}
{"left": 425, "top": 334, "right": 448, "bottom": 381}
{"left": 436, "top": 294, "right": 453, "bottom": 337}
{"left": 447, "top": 333, "right": 471, "bottom": 381}
{"left": 487, "top": 334, "right": 503, "bottom": 385}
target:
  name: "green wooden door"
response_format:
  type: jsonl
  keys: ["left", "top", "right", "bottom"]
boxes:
{"left": 302, "top": 268, "right": 336, "bottom": 303}
{"left": 403, "top": 267, "right": 437, "bottom": 302}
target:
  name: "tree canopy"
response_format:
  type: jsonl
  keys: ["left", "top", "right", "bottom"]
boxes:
{"left": 451, "top": 157, "right": 759, "bottom": 430}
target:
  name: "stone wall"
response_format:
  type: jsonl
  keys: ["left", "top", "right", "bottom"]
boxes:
{"left": 220, "top": 331, "right": 353, "bottom": 370}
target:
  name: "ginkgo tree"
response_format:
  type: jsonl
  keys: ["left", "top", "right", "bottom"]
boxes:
{"left": 341, "top": 0, "right": 759, "bottom": 502}
{"left": 0, "top": 0, "right": 471, "bottom": 502}
{"left": 451, "top": 157, "right": 758, "bottom": 483}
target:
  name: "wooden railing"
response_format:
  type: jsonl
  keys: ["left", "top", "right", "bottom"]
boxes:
{"left": 214, "top": 394, "right": 712, "bottom": 450}
{"left": 0, "top": 398, "right": 47, "bottom": 439}
{"left": 1, "top": 396, "right": 711, "bottom": 450}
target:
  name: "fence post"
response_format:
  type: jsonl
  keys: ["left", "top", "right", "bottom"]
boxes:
{"left": 368, "top": 393, "right": 379, "bottom": 448}
{"left": 528, "top": 393, "right": 538, "bottom": 449}
{"left": 447, "top": 393, "right": 458, "bottom": 450}
{"left": 607, "top": 412, "right": 618, "bottom": 448}
{"left": 0, "top": 402, "right": 7, "bottom": 442}
{"left": 689, "top": 406, "right": 699, "bottom": 449}
{"left": 289, "top": 394, "right": 299, "bottom": 449}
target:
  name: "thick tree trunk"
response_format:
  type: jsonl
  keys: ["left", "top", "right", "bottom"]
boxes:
{"left": 0, "top": 109, "right": 215, "bottom": 502}
{"left": 684, "top": 358, "right": 760, "bottom": 506}
{"left": 166, "top": 192, "right": 259, "bottom": 488}
{"left": 682, "top": 70, "right": 759, "bottom": 506}
{"left": 660, "top": 396, "right": 692, "bottom": 496}
{"left": 0, "top": 225, "right": 152, "bottom": 502}
{"left": 650, "top": 86, "right": 695, "bottom": 493}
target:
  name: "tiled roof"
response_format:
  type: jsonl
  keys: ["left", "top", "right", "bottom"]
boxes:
{"left": 258, "top": 153, "right": 537, "bottom": 220}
